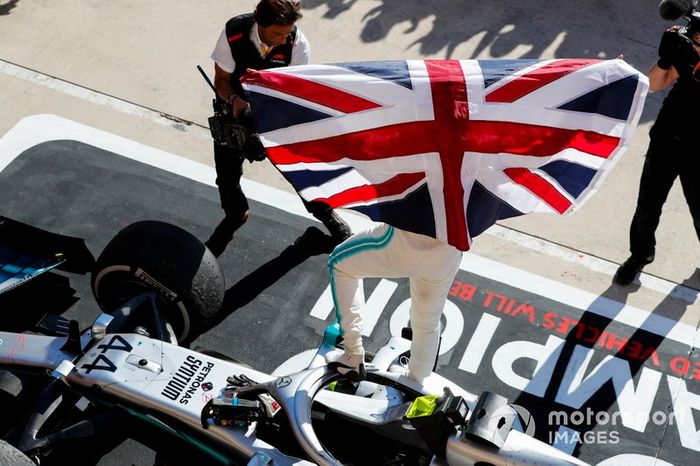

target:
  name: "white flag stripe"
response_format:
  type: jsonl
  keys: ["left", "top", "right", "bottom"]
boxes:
{"left": 339, "top": 179, "right": 426, "bottom": 209}
{"left": 468, "top": 60, "right": 636, "bottom": 136}
{"left": 530, "top": 168, "right": 577, "bottom": 204}
{"left": 520, "top": 75, "right": 637, "bottom": 114}
{"left": 472, "top": 148, "right": 607, "bottom": 172}
{"left": 476, "top": 170, "right": 560, "bottom": 215}
{"left": 406, "top": 60, "right": 437, "bottom": 121}
{"left": 259, "top": 102, "right": 434, "bottom": 148}
{"left": 244, "top": 83, "right": 346, "bottom": 118}
{"left": 465, "top": 59, "right": 559, "bottom": 96}
{"left": 459, "top": 164, "right": 478, "bottom": 245}
{"left": 424, "top": 153, "right": 449, "bottom": 242}
{"left": 506, "top": 60, "right": 636, "bottom": 109}
{"left": 276, "top": 153, "right": 435, "bottom": 174}
{"left": 298, "top": 171, "right": 371, "bottom": 200}
{"left": 293, "top": 153, "right": 438, "bottom": 199}
{"left": 471, "top": 103, "right": 629, "bottom": 137}
{"left": 262, "top": 63, "right": 415, "bottom": 106}
{"left": 274, "top": 161, "right": 352, "bottom": 172}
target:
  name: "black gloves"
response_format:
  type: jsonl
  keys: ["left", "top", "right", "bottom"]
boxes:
{"left": 658, "top": 28, "right": 698, "bottom": 71}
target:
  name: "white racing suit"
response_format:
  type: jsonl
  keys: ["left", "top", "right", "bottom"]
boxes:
{"left": 328, "top": 223, "right": 463, "bottom": 381}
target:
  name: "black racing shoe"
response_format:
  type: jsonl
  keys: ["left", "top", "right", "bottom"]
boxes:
{"left": 204, "top": 237, "right": 227, "bottom": 259}
{"left": 613, "top": 257, "right": 646, "bottom": 286}
{"left": 205, "top": 214, "right": 248, "bottom": 258}
{"left": 326, "top": 349, "right": 367, "bottom": 382}
{"left": 205, "top": 221, "right": 235, "bottom": 258}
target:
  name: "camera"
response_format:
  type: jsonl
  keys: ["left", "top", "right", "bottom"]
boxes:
{"left": 197, "top": 65, "right": 267, "bottom": 162}
{"left": 660, "top": 0, "right": 700, "bottom": 37}
{"left": 681, "top": 9, "right": 700, "bottom": 37}
{"left": 658, "top": 1, "right": 700, "bottom": 76}
{"left": 207, "top": 109, "right": 266, "bottom": 162}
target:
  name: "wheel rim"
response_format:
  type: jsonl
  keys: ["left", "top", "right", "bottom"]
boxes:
{"left": 93, "top": 265, "right": 191, "bottom": 341}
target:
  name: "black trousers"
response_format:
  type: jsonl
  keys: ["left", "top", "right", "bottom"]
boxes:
{"left": 209, "top": 142, "right": 334, "bottom": 249}
{"left": 628, "top": 132, "right": 700, "bottom": 263}
{"left": 213, "top": 142, "right": 248, "bottom": 228}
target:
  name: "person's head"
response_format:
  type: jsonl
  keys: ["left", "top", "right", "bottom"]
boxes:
{"left": 255, "top": 0, "right": 302, "bottom": 46}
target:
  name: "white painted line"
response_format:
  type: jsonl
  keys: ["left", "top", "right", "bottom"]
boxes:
{"left": 0, "top": 114, "right": 215, "bottom": 186}
{"left": 486, "top": 225, "right": 699, "bottom": 305}
{"left": 458, "top": 313, "right": 501, "bottom": 373}
{"left": 0, "top": 59, "right": 210, "bottom": 139}
{"left": 309, "top": 286, "right": 334, "bottom": 320}
{"left": 1, "top": 115, "right": 697, "bottom": 348}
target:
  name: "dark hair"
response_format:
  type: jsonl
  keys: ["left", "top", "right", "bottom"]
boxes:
{"left": 254, "top": 0, "right": 302, "bottom": 27}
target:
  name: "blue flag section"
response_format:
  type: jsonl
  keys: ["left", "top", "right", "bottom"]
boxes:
{"left": 0, "top": 120, "right": 695, "bottom": 465}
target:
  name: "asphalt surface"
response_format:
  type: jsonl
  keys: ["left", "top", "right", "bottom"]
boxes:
{"left": 1, "top": 1, "right": 699, "bottom": 465}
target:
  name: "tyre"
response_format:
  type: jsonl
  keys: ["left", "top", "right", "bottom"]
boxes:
{"left": 0, "top": 370, "right": 25, "bottom": 436}
{"left": 0, "top": 440, "right": 34, "bottom": 466}
{"left": 91, "top": 221, "right": 225, "bottom": 342}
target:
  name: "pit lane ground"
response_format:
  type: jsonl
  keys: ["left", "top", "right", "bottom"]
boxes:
{"left": 0, "top": 1, "right": 698, "bottom": 465}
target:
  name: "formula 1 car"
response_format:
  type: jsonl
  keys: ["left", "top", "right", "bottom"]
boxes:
{"left": 0, "top": 218, "right": 589, "bottom": 466}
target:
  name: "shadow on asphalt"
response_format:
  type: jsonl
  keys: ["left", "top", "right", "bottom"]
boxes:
{"left": 303, "top": 0, "right": 668, "bottom": 123}
{"left": 0, "top": 0, "right": 19, "bottom": 16}
{"left": 197, "top": 226, "right": 335, "bottom": 337}
{"left": 513, "top": 272, "right": 700, "bottom": 457}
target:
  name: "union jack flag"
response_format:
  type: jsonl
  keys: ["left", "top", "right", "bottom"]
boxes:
{"left": 241, "top": 59, "right": 647, "bottom": 251}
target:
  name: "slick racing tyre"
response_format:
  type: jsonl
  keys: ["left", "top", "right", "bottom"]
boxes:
{"left": 0, "top": 440, "right": 34, "bottom": 466}
{"left": 91, "top": 221, "right": 225, "bottom": 342}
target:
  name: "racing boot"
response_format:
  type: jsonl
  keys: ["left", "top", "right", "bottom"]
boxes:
{"left": 613, "top": 256, "right": 647, "bottom": 286}
{"left": 388, "top": 364, "right": 425, "bottom": 385}
{"left": 326, "top": 349, "right": 366, "bottom": 381}
{"left": 205, "top": 212, "right": 248, "bottom": 258}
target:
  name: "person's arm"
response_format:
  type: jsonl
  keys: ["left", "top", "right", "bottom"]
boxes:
{"left": 210, "top": 28, "right": 249, "bottom": 113}
{"left": 650, "top": 25, "right": 686, "bottom": 92}
{"left": 648, "top": 62, "right": 679, "bottom": 92}
{"left": 213, "top": 63, "right": 234, "bottom": 101}
{"left": 214, "top": 62, "right": 249, "bottom": 114}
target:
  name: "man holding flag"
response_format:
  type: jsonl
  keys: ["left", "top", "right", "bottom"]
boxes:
{"left": 241, "top": 57, "right": 648, "bottom": 381}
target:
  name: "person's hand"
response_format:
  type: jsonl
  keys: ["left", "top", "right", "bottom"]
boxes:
{"left": 232, "top": 95, "right": 250, "bottom": 117}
